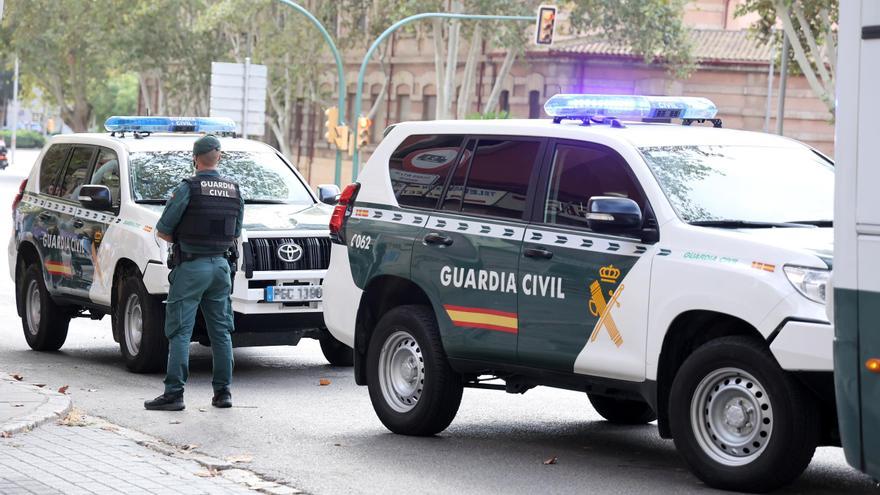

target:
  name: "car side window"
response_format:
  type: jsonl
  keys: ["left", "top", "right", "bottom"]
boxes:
{"left": 39, "top": 144, "right": 72, "bottom": 196}
{"left": 58, "top": 146, "right": 96, "bottom": 201}
{"left": 455, "top": 138, "right": 542, "bottom": 220}
{"left": 90, "top": 148, "right": 121, "bottom": 208}
{"left": 544, "top": 143, "right": 646, "bottom": 230}
{"left": 388, "top": 134, "right": 465, "bottom": 209}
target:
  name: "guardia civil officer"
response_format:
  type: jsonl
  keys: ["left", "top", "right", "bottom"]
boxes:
{"left": 145, "top": 135, "right": 244, "bottom": 411}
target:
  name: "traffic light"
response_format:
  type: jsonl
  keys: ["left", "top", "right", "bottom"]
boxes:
{"left": 324, "top": 107, "right": 339, "bottom": 145}
{"left": 535, "top": 5, "right": 557, "bottom": 46}
{"left": 356, "top": 116, "right": 372, "bottom": 148}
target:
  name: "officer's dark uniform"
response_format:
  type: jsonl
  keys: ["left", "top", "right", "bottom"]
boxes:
{"left": 145, "top": 135, "right": 244, "bottom": 411}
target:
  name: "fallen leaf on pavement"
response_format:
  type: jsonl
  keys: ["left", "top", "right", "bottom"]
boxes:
{"left": 10, "top": 374, "right": 23, "bottom": 381}
{"left": 0, "top": 432, "right": 11, "bottom": 438}
{"left": 11, "top": 404, "right": 24, "bottom": 408}
{"left": 198, "top": 408, "right": 207, "bottom": 413}
{"left": 319, "top": 379, "right": 331, "bottom": 386}
{"left": 86, "top": 388, "right": 98, "bottom": 393}
{"left": 33, "top": 384, "right": 45, "bottom": 388}
{"left": 182, "top": 444, "right": 199, "bottom": 451}
{"left": 226, "top": 454, "right": 254, "bottom": 463}
{"left": 59, "top": 409, "right": 88, "bottom": 427}
{"left": 543, "top": 456, "right": 558, "bottom": 465}
{"left": 100, "top": 425, "right": 118, "bottom": 432}
{"left": 195, "top": 469, "right": 219, "bottom": 478}
{"left": 169, "top": 420, "right": 182, "bottom": 425}
{"left": 57, "top": 385, "right": 69, "bottom": 394}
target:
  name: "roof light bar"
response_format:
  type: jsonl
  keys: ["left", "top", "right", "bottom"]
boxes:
{"left": 104, "top": 116, "right": 237, "bottom": 134}
{"left": 544, "top": 94, "right": 717, "bottom": 121}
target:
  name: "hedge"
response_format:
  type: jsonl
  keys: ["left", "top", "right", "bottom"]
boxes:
{"left": 0, "top": 130, "right": 47, "bottom": 149}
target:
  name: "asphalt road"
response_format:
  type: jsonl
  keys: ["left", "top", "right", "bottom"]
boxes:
{"left": 0, "top": 148, "right": 876, "bottom": 494}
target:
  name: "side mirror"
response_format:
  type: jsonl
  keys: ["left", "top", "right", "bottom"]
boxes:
{"left": 78, "top": 185, "right": 113, "bottom": 211}
{"left": 317, "top": 184, "right": 341, "bottom": 205}
{"left": 586, "top": 196, "right": 643, "bottom": 233}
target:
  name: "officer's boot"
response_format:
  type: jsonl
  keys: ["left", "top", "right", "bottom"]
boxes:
{"left": 212, "top": 389, "right": 232, "bottom": 408}
{"left": 144, "top": 392, "right": 185, "bottom": 411}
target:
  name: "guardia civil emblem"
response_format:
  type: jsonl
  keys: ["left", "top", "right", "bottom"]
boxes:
{"left": 588, "top": 265, "right": 624, "bottom": 347}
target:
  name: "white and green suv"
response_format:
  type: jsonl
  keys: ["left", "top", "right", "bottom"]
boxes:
{"left": 9, "top": 117, "right": 352, "bottom": 373}
{"left": 323, "top": 96, "right": 838, "bottom": 492}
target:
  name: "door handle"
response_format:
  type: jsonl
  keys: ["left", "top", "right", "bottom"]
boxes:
{"left": 38, "top": 212, "right": 53, "bottom": 221}
{"left": 423, "top": 232, "right": 454, "bottom": 247}
{"left": 73, "top": 219, "right": 84, "bottom": 228}
{"left": 523, "top": 247, "right": 553, "bottom": 260}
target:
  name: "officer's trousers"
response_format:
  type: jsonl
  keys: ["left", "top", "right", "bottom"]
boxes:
{"left": 163, "top": 256, "right": 234, "bottom": 395}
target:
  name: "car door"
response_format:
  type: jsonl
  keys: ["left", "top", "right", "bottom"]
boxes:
{"left": 411, "top": 136, "right": 545, "bottom": 363}
{"left": 53, "top": 145, "right": 98, "bottom": 297}
{"left": 81, "top": 147, "right": 121, "bottom": 294}
{"left": 31, "top": 144, "right": 74, "bottom": 291}
{"left": 516, "top": 140, "right": 655, "bottom": 381}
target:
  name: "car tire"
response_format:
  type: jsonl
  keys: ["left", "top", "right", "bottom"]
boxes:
{"left": 117, "top": 274, "right": 167, "bottom": 373}
{"left": 669, "top": 336, "right": 819, "bottom": 493}
{"left": 20, "top": 263, "right": 70, "bottom": 351}
{"left": 366, "top": 305, "right": 463, "bottom": 436}
{"left": 588, "top": 394, "right": 657, "bottom": 425}
{"left": 319, "top": 332, "right": 354, "bottom": 367}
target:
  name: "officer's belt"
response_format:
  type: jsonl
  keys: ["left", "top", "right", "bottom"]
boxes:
{"left": 180, "top": 251, "right": 230, "bottom": 262}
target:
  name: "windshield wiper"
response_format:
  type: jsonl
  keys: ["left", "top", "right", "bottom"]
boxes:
{"left": 786, "top": 219, "right": 832, "bottom": 227}
{"left": 135, "top": 199, "right": 167, "bottom": 205}
{"left": 689, "top": 219, "right": 815, "bottom": 229}
{"left": 244, "top": 199, "right": 288, "bottom": 205}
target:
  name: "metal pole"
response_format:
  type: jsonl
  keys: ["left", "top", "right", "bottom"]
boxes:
{"left": 763, "top": 30, "right": 777, "bottom": 133}
{"left": 351, "top": 12, "right": 534, "bottom": 180}
{"left": 776, "top": 32, "right": 789, "bottom": 136}
{"left": 275, "top": 0, "right": 346, "bottom": 185}
{"left": 242, "top": 56, "right": 251, "bottom": 139}
{"left": 11, "top": 55, "right": 18, "bottom": 167}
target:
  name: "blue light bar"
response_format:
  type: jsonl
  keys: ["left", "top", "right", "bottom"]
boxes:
{"left": 104, "top": 116, "right": 237, "bottom": 134}
{"left": 543, "top": 94, "right": 717, "bottom": 121}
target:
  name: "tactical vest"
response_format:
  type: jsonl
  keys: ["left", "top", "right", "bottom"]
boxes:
{"left": 175, "top": 175, "right": 241, "bottom": 252}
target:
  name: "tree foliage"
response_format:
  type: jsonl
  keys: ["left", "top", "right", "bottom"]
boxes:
{"left": 566, "top": 0, "right": 694, "bottom": 78}
{"left": 736, "top": 0, "right": 837, "bottom": 114}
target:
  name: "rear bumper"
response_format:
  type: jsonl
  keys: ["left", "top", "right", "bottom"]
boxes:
{"left": 769, "top": 319, "right": 834, "bottom": 371}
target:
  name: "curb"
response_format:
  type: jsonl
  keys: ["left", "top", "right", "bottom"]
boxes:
{"left": 0, "top": 378, "right": 72, "bottom": 436}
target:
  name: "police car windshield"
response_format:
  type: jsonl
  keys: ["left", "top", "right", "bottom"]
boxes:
{"left": 640, "top": 145, "right": 833, "bottom": 225}
{"left": 128, "top": 150, "right": 313, "bottom": 205}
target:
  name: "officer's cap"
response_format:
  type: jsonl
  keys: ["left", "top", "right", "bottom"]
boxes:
{"left": 193, "top": 135, "right": 221, "bottom": 156}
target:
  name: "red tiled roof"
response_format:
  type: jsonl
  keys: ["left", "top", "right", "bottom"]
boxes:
{"left": 543, "top": 29, "right": 772, "bottom": 65}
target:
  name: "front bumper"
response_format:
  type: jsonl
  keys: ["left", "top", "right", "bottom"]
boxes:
{"left": 769, "top": 319, "right": 834, "bottom": 371}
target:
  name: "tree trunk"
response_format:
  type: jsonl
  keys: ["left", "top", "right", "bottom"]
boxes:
{"left": 775, "top": 1, "right": 834, "bottom": 114}
{"left": 457, "top": 24, "right": 482, "bottom": 119}
{"left": 441, "top": 2, "right": 463, "bottom": 120}
{"left": 137, "top": 73, "right": 153, "bottom": 116}
{"left": 482, "top": 50, "right": 517, "bottom": 115}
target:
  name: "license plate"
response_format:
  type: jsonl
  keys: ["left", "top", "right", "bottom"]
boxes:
{"left": 265, "top": 285, "right": 323, "bottom": 302}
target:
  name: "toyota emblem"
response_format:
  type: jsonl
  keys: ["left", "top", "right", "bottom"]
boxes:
{"left": 277, "top": 243, "right": 303, "bottom": 263}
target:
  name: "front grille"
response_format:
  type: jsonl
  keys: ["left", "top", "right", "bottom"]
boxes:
{"left": 246, "top": 237, "right": 331, "bottom": 272}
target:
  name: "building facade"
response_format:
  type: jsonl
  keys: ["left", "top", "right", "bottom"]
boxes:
{"left": 289, "top": 0, "right": 834, "bottom": 186}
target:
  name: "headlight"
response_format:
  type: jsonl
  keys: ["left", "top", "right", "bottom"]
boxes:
{"left": 783, "top": 265, "right": 830, "bottom": 304}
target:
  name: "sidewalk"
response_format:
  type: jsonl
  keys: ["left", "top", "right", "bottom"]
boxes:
{"left": 1, "top": 376, "right": 301, "bottom": 495}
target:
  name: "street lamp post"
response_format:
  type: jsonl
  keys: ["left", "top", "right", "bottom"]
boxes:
{"left": 275, "top": 0, "right": 347, "bottom": 185}
{"left": 350, "top": 12, "right": 534, "bottom": 181}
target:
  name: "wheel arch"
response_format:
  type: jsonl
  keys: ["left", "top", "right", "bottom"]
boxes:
{"left": 110, "top": 258, "right": 142, "bottom": 343}
{"left": 353, "top": 275, "right": 433, "bottom": 385}
{"left": 655, "top": 310, "right": 765, "bottom": 438}
{"left": 15, "top": 241, "right": 42, "bottom": 317}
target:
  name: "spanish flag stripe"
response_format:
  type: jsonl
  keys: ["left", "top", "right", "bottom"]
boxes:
{"left": 443, "top": 305, "right": 517, "bottom": 319}
{"left": 444, "top": 305, "right": 518, "bottom": 334}
{"left": 45, "top": 262, "right": 72, "bottom": 275}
